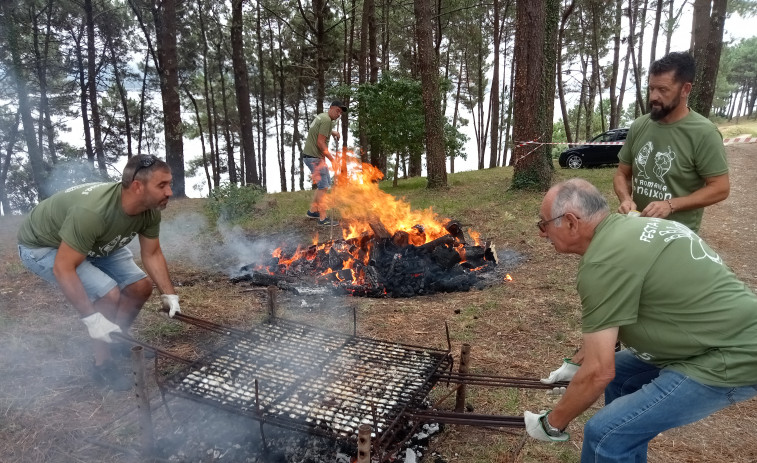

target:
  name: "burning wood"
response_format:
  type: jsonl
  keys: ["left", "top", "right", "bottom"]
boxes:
{"left": 233, "top": 155, "right": 499, "bottom": 297}
{"left": 234, "top": 220, "right": 496, "bottom": 297}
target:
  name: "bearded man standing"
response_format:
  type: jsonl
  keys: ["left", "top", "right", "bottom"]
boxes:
{"left": 613, "top": 51, "right": 729, "bottom": 233}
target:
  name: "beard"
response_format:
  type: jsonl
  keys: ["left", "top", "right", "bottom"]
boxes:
{"left": 648, "top": 94, "right": 680, "bottom": 121}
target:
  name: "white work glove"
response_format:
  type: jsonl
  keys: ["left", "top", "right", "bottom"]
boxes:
{"left": 540, "top": 358, "right": 580, "bottom": 384}
{"left": 161, "top": 294, "right": 181, "bottom": 318}
{"left": 524, "top": 410, "right": 570, "bottom": 442}
{"left": 81, "top": 312, "right": 122, "bottom": 343}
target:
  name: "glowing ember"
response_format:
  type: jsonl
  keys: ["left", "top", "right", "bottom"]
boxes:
{"left": 504, "top": 274, "right": 513, "bottom": 282}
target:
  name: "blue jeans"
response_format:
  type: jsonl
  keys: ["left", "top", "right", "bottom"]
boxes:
{"left": 18, "top": 244, "right": 147, "bottom": 302}
{"left": 582, "top": 350, "right": 757, "bottom": 462}
{"left": 303, "top": 156, "right": 331, "bottom": 189}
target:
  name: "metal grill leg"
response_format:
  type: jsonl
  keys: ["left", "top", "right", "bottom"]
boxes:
{"left": 357, "top": 424, "right": 371, "bottom": 463}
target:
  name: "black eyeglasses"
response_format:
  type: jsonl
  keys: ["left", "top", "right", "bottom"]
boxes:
{"left": 537, "top": 213, "right": 572, "bottom": 232}
{"left": 131, "top": 155, "right": 158, "bottom": 183}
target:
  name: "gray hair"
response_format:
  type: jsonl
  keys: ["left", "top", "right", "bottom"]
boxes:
{"left": 550, "top": 178, "right": 609, "bottom": 223}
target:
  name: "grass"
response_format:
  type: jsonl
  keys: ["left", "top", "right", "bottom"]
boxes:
{"left": 716, "top": 118, "right": 757, "bottom": 138}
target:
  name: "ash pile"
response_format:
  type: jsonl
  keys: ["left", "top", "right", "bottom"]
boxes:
{"left": 232, "top": 221, "right": 499, "bottom": 297}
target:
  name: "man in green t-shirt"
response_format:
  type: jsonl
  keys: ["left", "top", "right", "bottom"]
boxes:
{"left": 523, "top": 179, "right": 757, "bottom": 461}
{"left": 614, "top": 51, "right": 729, "bottom": 233}
{"left": 302, "top": 100, "right": 347, "bottom": 226}
{"left": 17, "top": 155, "right": 182, "bottom": 391}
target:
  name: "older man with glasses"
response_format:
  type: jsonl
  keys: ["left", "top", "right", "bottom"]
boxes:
{"left": 524, "top": 178, "right": 757, "bottom": 462}
{"left": 17, "top": 154, "right": 182, "bottom": 391}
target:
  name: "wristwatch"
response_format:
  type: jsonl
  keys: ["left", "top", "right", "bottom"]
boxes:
{"left": 540, "top": 412, "right": 565, "bottom": 437}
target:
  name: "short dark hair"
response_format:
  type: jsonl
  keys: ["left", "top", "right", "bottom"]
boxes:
{"left": 330, "top": 100, "right": 348, "bottom": 112}
{"left": 649, "top": 51, "right": 695, "bottom": 84}
{"left": 122, "top": 154, "right": 170, "bottom": 187}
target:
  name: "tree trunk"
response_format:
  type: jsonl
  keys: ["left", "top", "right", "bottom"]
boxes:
{"left": 590, "top": 0, "right": 604, "bottom": 132}
{"left": 197, "top": 1, "right": 218, "bottom": 188}
{"left": 488, "top": 0, "right": 501, "bottom": 168}
{"left": 558, "top": 1, "right": 576, "bottom": 142}
{"left": 108, "top": 37, "right": 133, "bottom": 158}
{"left": 216, "top": 39, "right": 237, "bottom": 184}
{"left": 649, "top": 0, "right": 664, "bottom": 71}
{"left": 183, "top": 86, "right": 212, "bottom": 196}
{"left": 73, "top": 27, "right": 95, "bottom": 167}
{"left": 85, "top": 0, "right": 107, "bottom": 176}
{"left": 32, "top": 0, "right": 58, "bottom": 164}
{"left": 152, "top": 0, "right": 186, "bottom": 196}
{"left": 512, "top": 0, "right": 553, "bottom": 190}
{"left": 689, "top": 0, "right": 727, "bottom": 117}
{"left": 414, "top": 0, "right": 447, "bottom": 189}
{"left": 3, "top": 3, "right": 47, "bottom": 199}
{"left": 608, "top": 0, "right": 621, "bottom": 129}
{"left": 255, "top": 0, "right": 267, "bottom": 186}
{"left": 231, "top": 0, "right": 259, "bottom": 187}
{"left": 1, "top": 110, "right": 21, "bottom": 214}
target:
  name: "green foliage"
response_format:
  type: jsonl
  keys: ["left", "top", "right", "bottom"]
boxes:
{"left": 205, "top": 183, "right": 265, "bottom": 223}
{"left": 355, "top": 74, "right": 467, "bottom": 167}
{"left": 355, "top": 74, "right": 426, "bottom": 160}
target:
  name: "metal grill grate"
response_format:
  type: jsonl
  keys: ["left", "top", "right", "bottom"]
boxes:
{"left": 162, "top": 318, "right": 451, "bottom": 441}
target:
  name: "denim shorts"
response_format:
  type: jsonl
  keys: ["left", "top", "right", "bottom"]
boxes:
{"left": 17, "top": 244, "right": 147, "bottom": 302}
{"left": 303, "top": 156, "right": 331, "bottom": 189}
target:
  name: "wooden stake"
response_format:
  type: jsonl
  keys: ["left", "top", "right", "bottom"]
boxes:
{"left": 455, "top": 343, "right": 471, "bottom": 412}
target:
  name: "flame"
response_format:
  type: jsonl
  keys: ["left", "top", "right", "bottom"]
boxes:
{"left": 251, "top": 149, "right": 492, "bottom": 292}
{"left": 324, "top": 151, "right": 451, "bottom": 243}
{"left": 504, "top": 274, "right": 513, "bottom": 281}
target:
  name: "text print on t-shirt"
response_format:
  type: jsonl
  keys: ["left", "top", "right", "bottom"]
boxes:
{"left": 639, "top": 219, "right": 722, "bottom": 264}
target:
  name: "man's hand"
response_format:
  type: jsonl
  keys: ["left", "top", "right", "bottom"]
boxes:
{"left": 524, "top": 410, "right": 570, "bottom": 442}
{"left": 331, "top": 131, "right": 340, "bottom": 142}
{"left": 617, "top": 199, "right": 637, "bottom": 215}
{"left": 81, "top": 313, "right": 122, "bottom": 343}
{"left": 640, "top": 200, "right": 673, "bottom": 218}
{"left": 540, "top": 358, "right": 580, "bottom": 384}
{"left": 161, "top": 294, "right": 181, "bottom": 318}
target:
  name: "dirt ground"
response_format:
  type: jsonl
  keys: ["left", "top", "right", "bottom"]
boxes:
{"left": 1, "top": 143, "right": 757, "bottom": 463}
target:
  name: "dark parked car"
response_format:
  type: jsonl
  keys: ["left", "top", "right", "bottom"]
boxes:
{"left": 558, "top": 128, "right": 629, "bottom": 169}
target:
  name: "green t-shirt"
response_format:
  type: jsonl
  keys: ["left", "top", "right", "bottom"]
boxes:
{"left": 578, "top": 214, "right": 757, "bottom": 386}
{"left": 17, "top": 182, "right": 161, "bottom": 257}
{"left": 303, "top": 112, "right": 335, "bottom": 159}
{"left": 617, "top": 110, "right": 728, "bottom": 232}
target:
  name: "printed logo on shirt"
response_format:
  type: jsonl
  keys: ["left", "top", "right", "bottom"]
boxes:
{"left": 638, "top": 220, "right": 722, "bottom": 264}
{"left": 633, "top": 142, "right": 676, "bottom": 201}
{"left": 88, "top": 232, "right": 137, "bottom": 257}
{"left": 627, "top": 345, "right": 655, "bottom": 361}
{"left": 63, "top": 182, "right": 103, "bottom": 194}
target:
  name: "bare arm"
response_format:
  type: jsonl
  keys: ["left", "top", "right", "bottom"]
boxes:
{"left": 317, "top": 134, "right": 335, "bottom": 163}
{"left": 52, "top": 242, "right": 96, "bottom": 317}
{"left": 613, "top": 162, "right": 636, "bottom": 214}
{"left": 640, "top": 173, "right": 730, "bottom": 219}
{"left": 139, "top": 235, "right": 175, "bottom": 296}
{"left": 548, "top": 327, "right": 619, "bottom": 430}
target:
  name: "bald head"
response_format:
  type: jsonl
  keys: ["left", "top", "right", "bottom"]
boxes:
{"left": 547, "top": 178, "right": 610, "bottom": 224}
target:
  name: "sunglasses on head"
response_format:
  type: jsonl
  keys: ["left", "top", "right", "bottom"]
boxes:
{"left": 131, "top": 155, "right": 158, "bottom": 183}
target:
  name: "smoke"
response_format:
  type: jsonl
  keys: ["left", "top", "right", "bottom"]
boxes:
{"left": 153, "top": 211, "right": 291, "bottom": 277}
{"left": 43, "top": 158, "right": 113, "bottom": 197}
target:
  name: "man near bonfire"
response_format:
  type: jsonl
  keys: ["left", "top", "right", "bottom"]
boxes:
{"left": 525, "top": 178, "right": 757, "bottom": 461}
{"left": 17, "top": 155, "right": 182, "bottom": 391}
{"left": 303, "top": 100, "right": 347, "bottom": 227}
{"left": 613, "top": 51, "right": 729, "bottom": 234}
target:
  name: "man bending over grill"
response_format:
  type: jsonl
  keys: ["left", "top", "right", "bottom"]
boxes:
{"left": 17, "top": 155, "right": 182, "bottom": 391}
{"left": 524, "top": 178, "right": 757, "bottom": 461}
